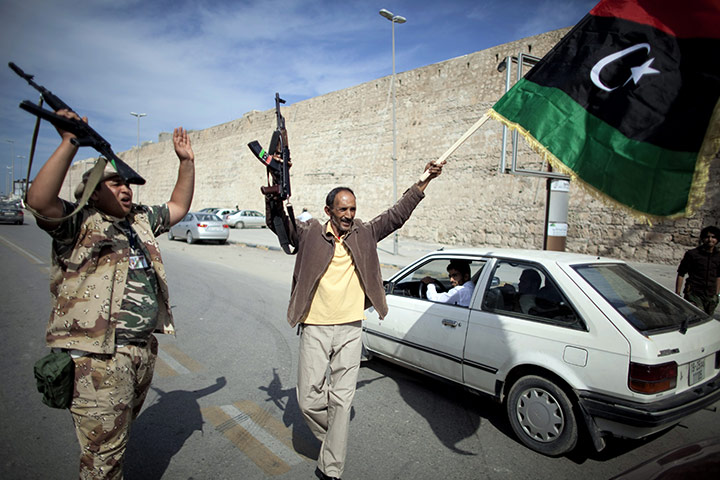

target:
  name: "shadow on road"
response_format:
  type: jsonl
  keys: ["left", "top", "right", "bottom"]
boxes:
{"left": 361, "top": 358, "right": 490, "bottom": 456}
{"left": 124, "top": 376, "right": 227, "bottom": 480}
{"left": 258, "top": 367, "right": 385, "bottom": 461}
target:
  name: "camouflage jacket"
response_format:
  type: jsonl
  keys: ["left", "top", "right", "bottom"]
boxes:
{"left": 42, "top": 201, "right": 174, "bottom": 354}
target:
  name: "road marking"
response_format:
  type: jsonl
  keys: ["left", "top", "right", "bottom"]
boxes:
{"left": 203, "top": 400, "right": 307, "bottom": 476}
{"left": 160, "top": 343, "right": 204, "bottom": 372}
{"left": 155, "top": 344, "right": 204, "bottom": 376}
{"left": 0, "top": 234, "right": 46, "bottom": 264}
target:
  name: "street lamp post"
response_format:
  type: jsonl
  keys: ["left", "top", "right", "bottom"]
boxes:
{"left": 16, "top": 155, "right": 26, "bottom": 197}
{"left": 379, "top": 8, "right": 406, "bottom": 255}
{"left": 130, "top": 112, "right": 146, "bottom": 202}
{"left": 5, "top": 167, "right": 11, "bottom": 196}
{"left": 5, "top": 139, "right": 14, "bottom": 197}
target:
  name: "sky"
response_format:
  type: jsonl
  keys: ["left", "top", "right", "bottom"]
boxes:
{"left": 0, "top": 0, "right": 597, "bottom": 193}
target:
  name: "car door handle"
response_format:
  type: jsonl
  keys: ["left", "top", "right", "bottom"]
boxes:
{"left": 442, "top": 319, "right": 461, "bottom": 328}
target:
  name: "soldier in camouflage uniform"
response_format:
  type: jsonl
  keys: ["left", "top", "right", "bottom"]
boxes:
{"left": 26, "top": 109, "right": 195, "bottom": 479}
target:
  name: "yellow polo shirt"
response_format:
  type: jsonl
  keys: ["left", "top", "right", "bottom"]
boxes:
{"left": 303, "top": 224, "right": 366, "bottom": 325}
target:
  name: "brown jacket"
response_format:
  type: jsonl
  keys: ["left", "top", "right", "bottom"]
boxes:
{"left": 267, "top": 185, "right": 425, "bottom": 327}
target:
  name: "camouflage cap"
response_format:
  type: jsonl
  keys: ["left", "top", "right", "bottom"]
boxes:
{"left": 74, "top": 162, "right": 122, "bottom": 199}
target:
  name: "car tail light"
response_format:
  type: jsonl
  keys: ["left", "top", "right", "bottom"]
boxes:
{"left": 196, "top": 223, "right": 208, "bottom": 228}
{"left": 629, "top": 361, "right": 677, "bottom": 394}
{"left": 223, "top": 224, "right": 229, "bottom": 229}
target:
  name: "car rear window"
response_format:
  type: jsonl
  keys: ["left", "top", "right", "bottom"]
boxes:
{"left": 197, "top": 214, "right": 220, "bottom": 222}
{"left": 573, "top": 263, "right": 711, "bottom": 334}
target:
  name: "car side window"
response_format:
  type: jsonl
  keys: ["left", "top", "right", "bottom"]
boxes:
{"left": 182, "top": 214, "right": 193, "bottom": 222}
{"left": 482, "top": 261, "right": 580, "bottom": 327}
{"left": 389, "top": 258, "right": 485, "bottom": 308}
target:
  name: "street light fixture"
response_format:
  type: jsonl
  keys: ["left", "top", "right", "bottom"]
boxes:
{"left": 379, "top": 8, "right": 406, "bottom": 255}
{"left": 130, "top": 112, "right": 146, "bottom": 202}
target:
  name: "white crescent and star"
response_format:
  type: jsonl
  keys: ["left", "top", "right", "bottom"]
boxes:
{"left": 590, "top": 43, "right": 660, "bottom": 92}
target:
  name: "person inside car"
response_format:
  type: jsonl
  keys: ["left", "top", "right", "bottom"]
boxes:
{"left": 516, "top": 268, "right": 542, "bottom": 313}
{"left": 422, "top": 259, "right": 475, "bottom": 307}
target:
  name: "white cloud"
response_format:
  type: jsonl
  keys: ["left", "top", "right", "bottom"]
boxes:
{"left": 0, "top": 0, "right": 597, "bottom": 186}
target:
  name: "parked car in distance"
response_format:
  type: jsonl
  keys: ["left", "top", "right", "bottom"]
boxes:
{"left": 224, "top": 209, "right": 266, "bottom": 229}
{"left": 0, "top": 202, "right": 23, "bottom": 224}
{"left": 198, "top": 207, "right": 220, "bottom": 214}
{"left": 362, "top": 248, "right": 720, "bottom": 456}
{"left": 167, "top": 212, "right": 229, "bottom": 244}
{"left": 214, "top": 208, "right": 236, "bottom": 220}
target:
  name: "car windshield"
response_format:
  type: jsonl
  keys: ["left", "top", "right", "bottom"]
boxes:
{"left": 573, "top": 263, "right": 710, "bottom": 334}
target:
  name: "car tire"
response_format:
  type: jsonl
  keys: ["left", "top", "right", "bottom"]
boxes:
{"left": 186, "top": 231, "right": 195, "bottom": 244}
{"left": 167, "top": 230, "right": 175, "bottom": 241}
{"left": 506, "top": 375, "right": 578, "bottom": 456}
{"left": 237, "top": 221, "right": 245, "bottom": 229}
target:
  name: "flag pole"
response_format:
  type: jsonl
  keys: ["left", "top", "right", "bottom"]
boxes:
{"left": 419, "top": 112, "right": 490, "bottom": 181}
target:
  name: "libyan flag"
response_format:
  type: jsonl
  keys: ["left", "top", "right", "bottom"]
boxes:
{"left": 488, "top": 0, "right": 720, "bottom": 218}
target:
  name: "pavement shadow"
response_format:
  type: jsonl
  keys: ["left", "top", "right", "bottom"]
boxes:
{"left": 124, "top": 376, "right": 227, "bottom": 479}
{"left": 258, "top": 368, "right": 321, "bottom": 460}
{"left": 362, "top": 358, "right": 491, "bottom": 456}
{"left": 258, "top": 367, "right": 384, "bottom": 461}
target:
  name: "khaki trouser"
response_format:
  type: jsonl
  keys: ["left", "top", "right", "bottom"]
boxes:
{"left": 70, "top": 336, "right": 157, "bottom": 480}
{"left": 297, "top": 321, "right": 362, "bottom": 478}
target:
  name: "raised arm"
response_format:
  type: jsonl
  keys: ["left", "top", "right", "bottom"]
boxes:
{"left": 167, "top": 127, "right": 195, "bottom": 226}
{"left": 26, "top": 109, "right": 85, "bottom": 227}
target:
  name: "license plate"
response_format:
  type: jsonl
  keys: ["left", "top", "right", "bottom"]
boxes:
{"left": 206, "top": 226, "right": 221, "bottom": 232}
{"left": 689, "top": 358, "right": 705, "bottom": 386}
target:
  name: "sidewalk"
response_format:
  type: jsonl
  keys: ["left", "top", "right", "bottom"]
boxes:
{"left": 227, "top": 227, "right": 679, "bottom": 291}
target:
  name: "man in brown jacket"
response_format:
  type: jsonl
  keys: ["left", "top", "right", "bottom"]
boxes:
{"left": 266, "top": 162, "right": 442, "bottom": 480}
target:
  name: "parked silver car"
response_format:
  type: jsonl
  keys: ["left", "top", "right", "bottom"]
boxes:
{"left": 363, "top": 248, "right": 720, "bottom": 456}
{"left": 168, "top": 212, "right": 229, "bottom": 244}
{"left": 224, "top": 209, "right": 266, "bottom": 229}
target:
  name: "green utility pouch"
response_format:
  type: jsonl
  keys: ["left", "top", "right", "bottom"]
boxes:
{"left": 34, "top": 351, "right": 74, "bottom": 409}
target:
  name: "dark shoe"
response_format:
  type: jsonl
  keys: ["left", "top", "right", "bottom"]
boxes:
{"left": 315, "top": 466, "right": 340, "bottom": 480}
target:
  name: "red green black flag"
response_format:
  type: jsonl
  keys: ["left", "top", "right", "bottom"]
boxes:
{"left": 488, "top": 0, "right": 720, "bottom": 218}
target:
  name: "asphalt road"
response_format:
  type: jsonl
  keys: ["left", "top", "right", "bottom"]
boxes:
{"left": 1, "top": 216, "right": 718, "bottom": 480}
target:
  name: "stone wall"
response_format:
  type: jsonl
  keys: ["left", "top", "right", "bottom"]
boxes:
{"left": 63, "top": 28, "right": 719, "bottom": 265}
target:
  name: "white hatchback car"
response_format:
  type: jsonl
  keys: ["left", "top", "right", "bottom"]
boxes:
{"left": 362, "top": 248, "right": 720, "bottom": 456}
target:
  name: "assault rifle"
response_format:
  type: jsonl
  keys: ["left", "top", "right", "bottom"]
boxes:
{"left": 8, "top": 62, "right": 145, "bottom": 185}
{"left": 247, "top": 93, "right": 296, "bottom": 254}
{"left": 248, "top": 93, "right": 291, "bottom": 200}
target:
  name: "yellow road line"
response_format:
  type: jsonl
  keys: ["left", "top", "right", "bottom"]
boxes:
{"left": 203, "top": 404, "right": 293, "bottom": 476}
{"left": 160, "top": 343, "right": 204, "bottom": 372}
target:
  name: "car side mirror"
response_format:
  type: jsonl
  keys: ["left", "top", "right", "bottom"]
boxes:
{"left": 384, "top": 280, "right": 393, "bottom": 294}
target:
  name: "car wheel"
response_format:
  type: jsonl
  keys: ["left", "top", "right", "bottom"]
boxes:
{"left": 167, "top": 230, "right": 175, "bottom": 241}
{"left": 506, "top": 375, "right": 578, "bottom": 456}
{"left": 237, "top": 221, "right": 245, "bottom": 229}
{"left": 186, "top": 231, "right": 195, "bottom": 244}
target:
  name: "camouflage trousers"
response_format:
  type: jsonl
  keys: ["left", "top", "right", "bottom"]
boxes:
{"left": 70, "top": 336, "right": 157, "bottom": 480}
{"left": 684, "top": 290, "right": 719, "bottom": 315}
